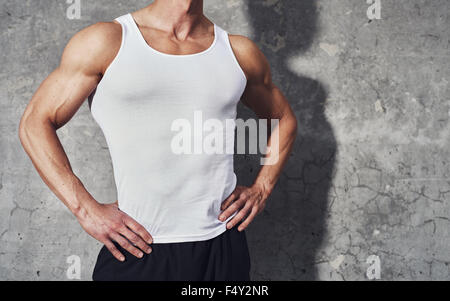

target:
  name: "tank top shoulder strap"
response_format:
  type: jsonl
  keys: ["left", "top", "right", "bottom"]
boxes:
{"left": 214, "top": 24, "right": 248, "bottom": 84}
{"left": 113, "top": 14, "right": 131, "bottom": 34}
{"left": 111, "top": 14, "right": 129, "bottom": 43}
{"left": 114, "top": 14, "right": 128, "bottom": 24}
{"left": 214, "top": 24, "right": 238, "bottom": 58}
{"left": 213, "top": 24, "right": 229, "bottom": 45}
{"left": 112, "top": 13, "right": 144, "bottom": 51}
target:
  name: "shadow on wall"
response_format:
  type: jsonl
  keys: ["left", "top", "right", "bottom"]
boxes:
{"left": 234, "top": 0, "right": 336, "bottom": 280}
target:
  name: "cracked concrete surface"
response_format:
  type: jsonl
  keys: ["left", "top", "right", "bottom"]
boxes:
{"left": 1, "top": 0, "right": 449, "bottom": 280}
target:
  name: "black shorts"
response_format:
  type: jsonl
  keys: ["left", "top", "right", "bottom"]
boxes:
{"left": 92, "top": 227, "right": 251, "bottom": 281}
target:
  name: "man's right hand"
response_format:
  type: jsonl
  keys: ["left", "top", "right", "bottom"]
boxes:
{"left": 76, "top": 202, "right": 153, "bottom": 262}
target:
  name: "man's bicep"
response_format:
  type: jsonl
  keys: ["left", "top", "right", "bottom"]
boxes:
{"left": 242, "top": 80, "right": 289, "bottom": 120}
{"left": 24, "top": 24, "right": 110, "bottom": 128}
{"left": 28, "top": 67, "right": 99, "bottom": 128}
{"left": 239, "top": 51, "right": 286, "bottom": 119}
{"left": 230, "top": 35, "right": 284, "bottom": 119}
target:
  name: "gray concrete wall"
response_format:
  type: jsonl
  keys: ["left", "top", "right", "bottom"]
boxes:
{"left": 1, "top": 0, "right": 449, "bottom": 280}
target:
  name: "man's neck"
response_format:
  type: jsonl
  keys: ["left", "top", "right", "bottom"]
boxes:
{"left": 142, "top": 0, "right": 205, "bottom": 40}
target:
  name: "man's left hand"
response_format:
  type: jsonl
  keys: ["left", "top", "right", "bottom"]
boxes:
{"left": 218, "top": 184, "right": 269, "bottom": 231}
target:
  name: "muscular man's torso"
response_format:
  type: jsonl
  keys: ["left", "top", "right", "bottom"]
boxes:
{"left": 88, "top": 12, "right": 248, "bottom": 243}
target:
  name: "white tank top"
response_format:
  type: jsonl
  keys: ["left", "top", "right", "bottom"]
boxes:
{"left": 89, "top": 13, "right": 247, "bottom": 243}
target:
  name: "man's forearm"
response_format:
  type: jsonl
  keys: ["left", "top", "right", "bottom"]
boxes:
{"left": 19, "top": 116, "right": 99, "bottom": 218}
{"left": 253, "top": 112, "right": 298, "bottom": 199}
{"left": 219, "top": 110, "right": 298, "bottom": 231}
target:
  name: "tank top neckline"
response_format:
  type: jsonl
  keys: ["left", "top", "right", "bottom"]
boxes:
{"left": 126, "top": 13, "right": 218, "bottom": 58}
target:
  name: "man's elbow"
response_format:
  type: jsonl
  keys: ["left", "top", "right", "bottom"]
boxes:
{"left": 18, "top": 112, "right": 33, "bottom": 148}
{"left": 18, "top": 109, "right": 45, "bottom": 148}
{"left": 286, "top": 111, "right": 298, "bottom": 138}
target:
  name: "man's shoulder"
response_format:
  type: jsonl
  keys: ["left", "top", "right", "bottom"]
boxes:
{"left": 228, "top": 34, "right": 270, "bottom": 82}
{"left": 228, "top": 34, "right": 260, "bottom": 56}
{"left": 69, "top": 21, "right": 122, "bottom": 50}
{"left": 60, "top": 21, "right": 123, "bottom": 74}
